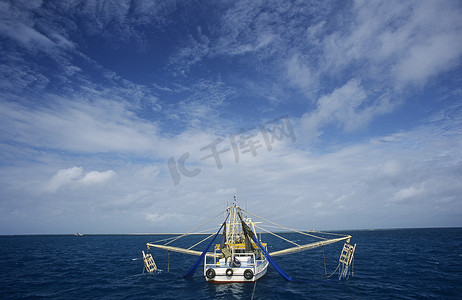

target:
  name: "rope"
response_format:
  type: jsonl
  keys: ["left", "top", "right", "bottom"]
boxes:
{"left": 256, "top": 224, "right": 290, "bottom": 230}
{"left": 255, "top": 224, "right": 300, "bottom": 247}
{"left": 194, "top": 227, "right": 223, "bottom": 234}
{"left": 242, "top": 209, "right": 328, "bottom": 240}
{"left": 315, "top": 230, "right": 352, "bottom": 237}
{"left": 179, "top": 214, "right": 229, "bottom": 279}
{"left": 149, "top": 226, "right": 222, "bottom": 245}
{"left": 164, "top": 209, "right": 226, "bottom": 246}
{"left": 326, "top": 263, "right": 340, "bottom": 278}
{"left": 150, "top": 235, "right": 181, "bottom": 244}
{"left": 187, "top": 232, "right": 215, "bottom": 250}
{"left": 251, "top": 278, "right": 257, "bottom": 300}
{"left": 352, "top": 257, "right": 354, "bottom": 277}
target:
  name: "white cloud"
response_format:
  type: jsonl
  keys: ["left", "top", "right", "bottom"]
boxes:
{"left": 300, "top": 79, "right": 393, "bottom": 139}
{"left": 1, "top": 107, "right": 461, "bottom": 233}
{"left": 0, "top": 20, "right": 53, "bottom": 50}
{"left": 0, "top": 2, "right": 75, "bottom": 56}
{"left": 381, "top": 160, "right": 402, "bottom": 178}
{"left": 0, "top": 98, "right": 159, "bottom": 154}
{"left": 45, "top": 166, "right": 83, "bottom": 193}
{"left": 319, "top": 0, "right": 462, "bottom": 87}
{"left": 212, "top": 0, "right": 330, "bottom": 59}
{"left": 44, "top": 167, "right": 115, "bottom": 193}
{"left": 393, "top": 185, "right": 424, "bottom": 202}
{"left": 393, "top": 33, "right": 462, "bottom": 86}
{"left": 167, "top": 79, "right": 237, "bottom": 130}
{"left": 168, "top": 32, "right": 210, "bottom": 75}
{"left": 80, "top": 170, "right": 115, "bottom": 185}
{"left": 286, "top": 54, "right": 319, "bottom": 98}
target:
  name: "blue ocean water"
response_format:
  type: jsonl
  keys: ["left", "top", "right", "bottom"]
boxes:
{"left": 1, "top": 228, "right": 461, "bottom": 299}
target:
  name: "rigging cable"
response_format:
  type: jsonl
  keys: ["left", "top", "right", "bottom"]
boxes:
{"left": 326, "top": 263, "right": 340, "bottom": 278}
{"left": 255, "top": 224, "right": 300, "bottom": 247}
{"left": 187, "top": 232, "right": 216, "bottom": 250}
{"left": 179, "top": 213, "right": 229, "bottom": 279}
{"left": 164, "top": 209, "right": 226, "bottom": 246}
{"left": 251, "top": 278, "right": 257, "bottom": 300}
{"left": 242, "top": 209, "right": 329, "bottom": 240}
{"left": 315, "top": 230, "right": 352, "bottom": 237}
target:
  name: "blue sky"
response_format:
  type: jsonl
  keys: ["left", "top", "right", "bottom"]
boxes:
{"left": 1, "top": 0, "right": 461, "bottom": 234}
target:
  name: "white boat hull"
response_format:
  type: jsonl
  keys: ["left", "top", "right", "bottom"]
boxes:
{"left": 204, "top": 259, "right": 268, "bottom": 283}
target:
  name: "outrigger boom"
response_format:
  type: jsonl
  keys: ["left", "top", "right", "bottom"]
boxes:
{"left": 146, "top": 244, "right": 220, "bottom": 257}
{"left": 270, "top": 235, "right": 351, "bottom": 256}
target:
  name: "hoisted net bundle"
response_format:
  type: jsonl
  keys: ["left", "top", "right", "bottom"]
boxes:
{"left": 142, "top": 250, "right": 157, "bottom": 273}
{"left": 338, "top": 242, "right": 356, "bottom": 280}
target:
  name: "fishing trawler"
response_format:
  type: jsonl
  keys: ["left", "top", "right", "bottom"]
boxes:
{"left": 202, "top": 203, "right": 269, "bottom": 282}
{"left": 143, "top": 196, "right": 356, "bottom": 283}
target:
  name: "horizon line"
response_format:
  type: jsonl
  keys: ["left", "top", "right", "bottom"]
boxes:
{"left": 1, "top": 226, "right": 461, "bottom": 236}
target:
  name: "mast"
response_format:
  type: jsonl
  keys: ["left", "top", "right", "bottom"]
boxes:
{"left": 226, "top": 197, "right": 244, "bottom": 245}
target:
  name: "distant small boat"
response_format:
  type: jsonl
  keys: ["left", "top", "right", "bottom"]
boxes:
{"left": 74, "top": 233, "right": 83, "bottom": 237}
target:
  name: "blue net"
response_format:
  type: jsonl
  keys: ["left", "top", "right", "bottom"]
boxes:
{"left": 239, "top": 213, "right": 293, "bottom": 281}
{"left": 251, "top": 235, "right": 293, "bottom": 281}
{"left": 179, "top": 221, "right": 226, "bottom": 279}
